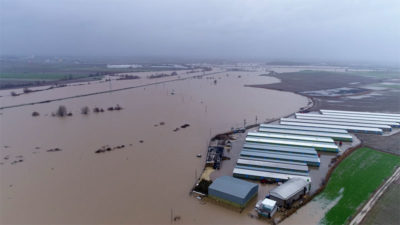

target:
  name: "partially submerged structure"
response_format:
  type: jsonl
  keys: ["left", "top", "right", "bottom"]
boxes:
{"left": 269, "top": 178, "right": 310, "bottom": 208}
{"left": 208, "top": 176, "right": 258, "bottom": 208}
{"left": 255, "top": 198, "right": 277, "bottom": 218}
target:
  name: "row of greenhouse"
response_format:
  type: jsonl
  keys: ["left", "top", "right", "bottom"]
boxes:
{"left": 233, "top": 110, "right": 399, "bottom": 183}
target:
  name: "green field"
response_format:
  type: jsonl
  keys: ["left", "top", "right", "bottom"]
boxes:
{"left": 318, "top": 147, "right": 400, "bottom": 225}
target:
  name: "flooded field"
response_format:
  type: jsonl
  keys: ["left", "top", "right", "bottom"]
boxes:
{"left": 0, "top": 70, "right": 308, "bottom": 224}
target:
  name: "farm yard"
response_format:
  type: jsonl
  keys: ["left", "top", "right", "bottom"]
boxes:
{"left": 317, "top": 147, "right": 400, "bottom": 225}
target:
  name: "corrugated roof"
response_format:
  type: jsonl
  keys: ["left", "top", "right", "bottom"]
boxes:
{"left": 245, "top": 136, "right": 338, "bottom": 151}
{"left": 209, "top": 176, "right": 258, "bottom": 199}
{"left": 320, "top": 110, "right": 400, "bottom": 118}
{"left": 235, "top": 165, "right": 309, "bottom": 176}
{"left": 260, "top": 124, "right": 348, "bottom": 134}
{"left": 320, "top": 111, "right": 400, "bottom": 121}
{"left": 269, "top": 178, "right": 308, "bottom": 200}
{"left": 295, "top": 115, "right": 399, "bottom": 127}
{"left": 281, "top": 118, "right": 391, "bottom": 130}
{"left": 239, "top": 156, "right": 308, "bottom": 166}
{"left": 233, "top": 168, "right": 311, "bottom": 182}
{"left": 237, "top": 158, "right": 309, "bottom": 172}
{"left": 296, "top": 113, "right": 400, "bottom": 123}
{"left": 240, "top": 150, "right": 320, "bottom": 164}
{"left": 280, "top": 121, "right": 383, "bottom": 133}
{"left": 243, "top": 142, "right": 317, "bottom": 155}
{"left": 247, "top": 131, "right": 334, "bottom": 143}
{"left": 258, "top": 127, "right": 353, "bottom": 141}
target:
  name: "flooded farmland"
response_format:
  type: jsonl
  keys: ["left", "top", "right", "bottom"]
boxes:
{"left": 0, "top": 70, "right": 308, "bottom": 224}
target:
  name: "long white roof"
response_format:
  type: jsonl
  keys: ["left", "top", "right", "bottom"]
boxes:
{"left": 320, "top": 109, "right": 400, "bottom": 118}
{"left": 295, "top": 113, "right": 400, "bottom": 123}
{"left": 243, "top": 142, "right": 317, "bottom": 155}
{"left": 240, "top": 150, "right": 321, "bottom": 164}
{"left": 260, "top": 124, "right": 348, "bottom": 134}
{"left": 280, "top": 121, "right": 383, "bottom": 133}
{"left": 321, "top": 111, "right": 400, "bottom": 121}
{"left": 247, "top": 131, "right": 334, "bottom": 143}
{"left": 245, "top": 137, "right": 338, "bottom": 150}
{"left": 233, "top": 168, "right": 311, "bottom": 182}
{"left": 281, "top": 118, "right": 391, "bottom": 130}
{"left": 296, "top": 114, "right": 399, "bottom": 127}
{"left": 237, "top": 158, "right": 309, "bottom": 172}
{"left": 258, "top": 127, "right": 353, "bottom": 140}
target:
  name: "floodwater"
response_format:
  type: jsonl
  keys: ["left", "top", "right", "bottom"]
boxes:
{"left": 0, "top": 69, "right": 308, "bottom": 224}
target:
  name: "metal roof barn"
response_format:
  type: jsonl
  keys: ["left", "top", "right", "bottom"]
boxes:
{"left": 320, "top": 110, "right": 400, "bottom": 118}
{"left": 296, "top": 114, "right": 400, "bottom": 127}
{"left": 240, "top": 149, "right": 321, "bottom": 166}
{"left": 235, "top": 165, "right": 309, "bottom": 177}
{"left": 280, "top": 121, "right": 383, "bottom": 134}
{"left": 236, "top": 158, "right": 309, "bottom": 173}
{"left": 295, "top": 113, "right": 400, "bottom": 125}
{"left": 247, "top": 131, "right": 334, "bottom": 143}
{"left": 281, "top": 118, "right": 392, "bottom": 131}
{"left": 239, "top": 156, "right": 310, "bottom": 166}
{"left": 260, "top": 124, "right": 349, "bottom": 134}
{"left": 233, "top": 168, "right": 311, "bottom": 182}
{"left": 245, "top": 136, "right": 339, "bottom": 152}
{"left": 269, "top": 178, "right": 310, "bottom": 207}
{"left": 320, "top": 111, "right": 400, "bottom": 121}
{"left": 270, "top": 178, "right": 309, "bottom": 200}
{"left": 258, "top": 127, "right": 353, "bottom": 142}
{"left": 243, "top": 142, "right": 318, "bottom": 155}
{"left": 208, "top": 176, "right": 258, "bottom": 208}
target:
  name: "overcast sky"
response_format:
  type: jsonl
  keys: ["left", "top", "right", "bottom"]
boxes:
{"left": 1, "top": 0, "right": 399, "bottom": 63}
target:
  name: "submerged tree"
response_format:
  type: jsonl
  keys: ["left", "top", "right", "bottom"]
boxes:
{"left": 81, "top": 106, "right": 90, "bottom": 115}
{"left": 56, "top": 105, "right": 68, "bottom": 117}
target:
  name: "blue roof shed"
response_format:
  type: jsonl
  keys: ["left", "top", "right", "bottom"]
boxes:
{"left": 208, "top": 176, "right": 258, "bottom": 208}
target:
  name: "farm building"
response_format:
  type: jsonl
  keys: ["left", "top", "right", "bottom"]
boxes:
{"left": 247, "top": 131, "right": 334, "bottom": 143}
{"left": 281, "top": 118, "right": 392, "bottom": 131}
{"left": 320, "top": 109, "right": 400, "bottom": 118}
{"left": 240, "top": 149, "right": 321, "bottom": 166}
{"left": 233, "top": 167, "right": 311, "bottom": 182}
{"left": 258, "top": 127, "right": 353, "bottom": 142}
{"left": 269, "top": 178, "right": 311, "bottom": 208}
{"left": 280, "top": 121, "right": 383, "bottom": 134}
{"left": 236, "top": 158, "right": 309, "bottom": 175}
{"left": 208, "top": 176, "right": 258, "bottom": 208}
{"left": 260, "top": 124, "right": 349, "bottom": 134}
{"left": 295, "top": 113, "right": 400, "bottom": 127}
{"left": 243, "top": 143, "right": 318, "bottom": 156}
{"left": 320, "top": 110, "right": 400, "bottom": 121}
{"left": 295, "top": 114, "right": 399, "bottom": 128}
{"left": 321, "top": 112, "right": 400, "bottom": 122}
{"left": 245, "top": 136, "right": 339, "bottom": 152}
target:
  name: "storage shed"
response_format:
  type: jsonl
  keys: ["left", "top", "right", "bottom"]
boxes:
{"left": 269, "top": 178, "right": 310, "bottom": 208}
{"left": 208, "top": 176, "right": 258, "bottom": 208}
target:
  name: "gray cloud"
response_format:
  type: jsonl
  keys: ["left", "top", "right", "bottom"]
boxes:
{"left": 1, "top": 0, "right": 399, "bottom": 63}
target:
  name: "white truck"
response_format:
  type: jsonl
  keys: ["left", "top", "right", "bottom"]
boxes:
{"left": 255, "top": 198, "right": 277, "bottom": 218}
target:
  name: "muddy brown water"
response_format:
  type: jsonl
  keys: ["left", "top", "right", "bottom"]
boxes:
{"left": 0, "top": 70, "right": 307, "bottom": 224}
